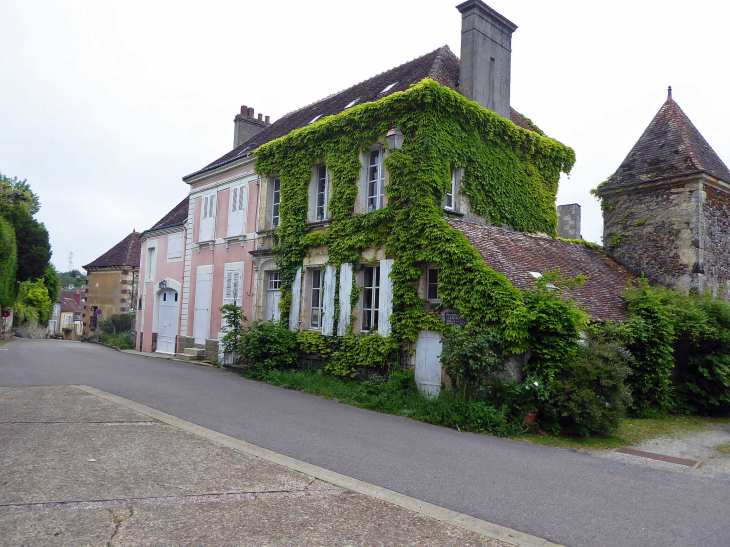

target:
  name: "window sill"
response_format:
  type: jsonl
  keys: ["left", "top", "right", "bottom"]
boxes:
{"left": 305, "top": 219, "right": 331, "bottom": 229}
{"left": 222, "top": 235, "right": 246, "bottom": 250}
{"left": 195, "top": 240, "right": 215, "bottom": 253}
{"left": 442, "top": 208, "right": 464, "bottom": 217}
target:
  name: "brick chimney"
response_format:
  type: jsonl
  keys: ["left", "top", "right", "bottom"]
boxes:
{"left": 557, "top": 204, "right": 581, "bottom": 239}
{"left": 456, "top": 1, "right": 517, "bottom": 119}
{"left": 233, "top": 105, "right": 271, "bottom": 149}
{"left": 73, "top": 290, "right": 81, "bottom": 306}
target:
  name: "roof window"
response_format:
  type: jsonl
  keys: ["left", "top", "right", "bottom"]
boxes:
{"left": 380, "top": 82, "right": 398, "bottom": 94}
{"left": 308, "top": 114, "right": 322, "bottom": 125}
{"left": 528, "top": 271, "right": 556, "bottom": 290}
{"left": 344, "top": 98, "right": 360, "bottom": 109}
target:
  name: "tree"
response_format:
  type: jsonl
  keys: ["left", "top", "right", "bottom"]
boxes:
{"left": 0, "top": 203, "right": 51, "bottom": 282}
{"left": 43, "top": 264, "right": 60, "bottom": 305}
{"left": 0, "top": 173, "right": 40, "bottom": 215}
{"left": 0, "top": 217, "right": 17, "bottom": 308}
{"left": 13, "top": 279, "right": 53, "bottom": 325}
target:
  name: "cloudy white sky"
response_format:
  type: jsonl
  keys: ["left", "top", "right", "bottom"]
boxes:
{"left": 2, "top": 0, "right": 729, "bottom": 272}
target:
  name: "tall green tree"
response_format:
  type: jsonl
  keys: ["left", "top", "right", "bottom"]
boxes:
{"left": 0, "top": 216, "right": 17, "bottom": 307}
{"left": 43, "top": 264, "right": 60, "bottom": 305}
{"left": 0, "top": 173, "right": 40, "bottom": 215}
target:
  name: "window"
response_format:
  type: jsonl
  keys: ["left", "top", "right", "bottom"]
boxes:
{"left": 228, "top": 183, "right": 246, "bottom": 236}
{"left": 361, "top": 265, "right": 380, "bottom": 331}
{"left": 308, "top": 114, "right": 322, "bottom": 125}
{"left": 271, "top": 178, "right": 281, "bottom": 227}
{"left": 146, "top": 245, "right": 156, "bottom": 281}
{"left": 367, "top": 148, "right": 385, "bottom": 212}
{"left": 444, "top": 171, "right": 455, "bottom": 210}
{"left": 379, "top": 82, "right": 398, "bottom": 94}
{"left": 315, "top": 165, "right": 329, "bottom": 221}
{"left": 167, "top": 232, "right": 183, "bottom": 260}
{"left": 268, "top": 271, "right": 281, "bottom": 290}
{"left": 223, "top": 264, "right": 243, "bottom": 307}
{"left": 427, "top": 268, "right": 440, "bottom": 301}
{"left": 344, "top": 98, "right": 360, "bottom": 109}
{"left": 199, "top": 192, "right": 217, "bottom": 241}
{"left": 309, "top": 268, "right": 323, "bottom": 330}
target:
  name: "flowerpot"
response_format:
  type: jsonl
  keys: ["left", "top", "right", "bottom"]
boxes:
{"left": 525, "top": 410, "right": 538, "bottom": 425}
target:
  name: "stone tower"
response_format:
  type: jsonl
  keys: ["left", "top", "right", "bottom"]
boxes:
{"left": 599, "top": 88, "right": 730, "bottom": 297}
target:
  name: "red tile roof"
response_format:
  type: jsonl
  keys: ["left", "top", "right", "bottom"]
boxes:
{"left": 604, "top": 92, "right": 730, "bottom": 191}
{"left": 184, "top": 46, "right": 539, "bottom": 180}
{"left": 448, "top": 218, "right": 635, "bottom": 321}
{"left": 83, "top": 231, "right": 141, "bottom": 270}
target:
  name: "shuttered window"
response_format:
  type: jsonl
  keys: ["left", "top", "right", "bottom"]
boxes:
{"left": 167, "top": 232, "right": 183, "bottom": 260}
{"left": 228, "top": 183, "right": 247, "bottom": 237}
{"left": 199, "top": 193, "right": 217, "bottom": 241}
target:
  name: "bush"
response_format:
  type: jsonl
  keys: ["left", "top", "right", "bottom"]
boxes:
{"left": 441, "top": 325, "right": 503, "bottom": 399}
{"left": 538, "top": 327, "right": 632, "bottom": 436}
{"left": 326, "top": 334, "right": 399, "bottom": 378}
{"left": 102, "top": 331, "right": 134, "bottom": 349}
{"left": 670, "top": 293, "right": 730, "bottom": 414}
{"left": 622, "top": 285, "right": 676, "bottom": 414}
{"left": 237, "top": 320, "right": 298, "bottom": 372}
{"left": 99, "top": 313, "right": 134, "bottom": 335}
{"left": 220, "top": 303, "right": 247, "bottom": 355}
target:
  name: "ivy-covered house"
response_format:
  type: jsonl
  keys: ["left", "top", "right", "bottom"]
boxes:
{"left": 180, "top": 0, "right": 634, "bottom": 387}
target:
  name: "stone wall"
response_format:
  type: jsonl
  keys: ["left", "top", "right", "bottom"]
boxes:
{"left": 602, "top": 178, "right": 703, "bottom": 294}
{"left": 701, "top": 184, "right": 730, "bottom": 298}
{"left": 178, "top": 335, "right": 219, "bottom": 361}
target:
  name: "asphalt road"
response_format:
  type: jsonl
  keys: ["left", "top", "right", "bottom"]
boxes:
{"left": 2, "top": 339, "right": 729, "bottom": 547}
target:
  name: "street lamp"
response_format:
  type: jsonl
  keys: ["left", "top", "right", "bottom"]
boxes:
{"left": 385, "top": 127, "right": 404, "bottom": 152}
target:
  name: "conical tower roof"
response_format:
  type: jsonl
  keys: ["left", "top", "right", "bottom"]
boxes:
{"left": 603, "top": 88, "right": 730, "bottom": 191}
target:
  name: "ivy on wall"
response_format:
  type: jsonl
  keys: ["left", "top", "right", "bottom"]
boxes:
{"left": 255, "top": 79, "right": 575, "bottom": 354}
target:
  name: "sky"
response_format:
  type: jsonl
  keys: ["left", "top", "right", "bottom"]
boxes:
{"left": 2, "top": 0, "right": 729, "bottom": 273}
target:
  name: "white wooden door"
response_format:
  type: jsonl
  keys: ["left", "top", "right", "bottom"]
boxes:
{"left": 266, "top": 290, "right": 280, "bottom": 321}
{"left": 193, "top": 270, "right": 212, "bottom": 344}
{"left": 415, "top": 330, "right": 443, "bottom": 397}
{"left": 157, "top": 289, "right": 178, "bottom": 354}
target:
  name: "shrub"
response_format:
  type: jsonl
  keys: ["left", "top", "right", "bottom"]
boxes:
{"left": 522, "top": 271, "right": 589, "bottom": 384}
{"left": 237, "top": 320, "right": 298, "bottom": 372}
{"left": 326, "top": 334, "right": 399, "bottom": 378}
{"left": 538, "top": 327, "right": 632, "bottom": 436}
{"left": 297, "top": 330, "right": 334, "bottom": 359}
{"left": 670, "top": 293, "right": 730, "bottom": 414}
{"left": 622, "top": 284, "right": 676, "bottom": 414}
{"left": 220, "top": 303, "right": 247, "bottom": 355}
{"left": 102, "top": 331, "right": 134, "bottom": 349}
{"left": 440, "top": 325, "right": 503, "bottom": 399}
{"left": 99, "top": 313, "right": 134, "bottom": 335}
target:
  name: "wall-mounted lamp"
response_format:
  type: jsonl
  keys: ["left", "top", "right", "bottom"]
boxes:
{"left": 385, "top": 127, "right": 404, "bottom": 152}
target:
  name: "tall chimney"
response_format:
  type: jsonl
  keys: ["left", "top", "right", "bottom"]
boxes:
{"left": 557, "top": 204, "right": 582, "bottom": 240}
{"left": 233, "top": 104, "right": 268, "bottom": 149}
{"left": 456, "top": 1, "right": 517, "bottom": 119}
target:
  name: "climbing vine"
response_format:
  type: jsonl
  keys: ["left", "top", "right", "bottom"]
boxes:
{"left": 255, "top": 79, "right": 575, "bottom": 354}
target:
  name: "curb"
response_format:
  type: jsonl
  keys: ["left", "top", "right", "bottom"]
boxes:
{"left": 74, "top": 384, "right": 563, "bottom": 547}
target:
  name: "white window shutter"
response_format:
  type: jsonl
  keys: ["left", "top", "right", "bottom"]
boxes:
{"left": 289, "top": 268, "right": 302, "bottom": 330}
{"left": 338, "top": 263, "right": 353, "bottom": 334}
{"left": 321, "top": 265, "right": 336, "bottom": 336}
{"left": 223, "top": 271, "right": 233, "bottom": 305}
{"left": 378, "top": 259, "right": 394, "bottom": 337}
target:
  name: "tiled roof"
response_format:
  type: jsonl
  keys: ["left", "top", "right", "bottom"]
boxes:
{"left": 59, "top": 297, "right": 82, "bottom": 314}
{"left": 83, "top": 231, "right": 141, "bottom": 270}
{"left": 604, "top": 92, "right": 730, "bottom": 191}
{"left": 148, "top": 196, "right": 189, "bottom": 231}
{"left": 448, "top": 218, "right": 635, "bottom": 322}
{"left": 184, "top": 46, "right": 537, "bottom": 180}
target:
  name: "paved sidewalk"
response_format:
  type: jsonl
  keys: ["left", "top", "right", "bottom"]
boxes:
{"left": 0, "top": 386, "right": 516, "bottom": 546}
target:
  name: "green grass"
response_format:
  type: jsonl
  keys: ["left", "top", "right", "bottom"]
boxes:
{"left": 101, "top": 332, "right": 134, "bottom": 350}
{"left": 0, "top": 337, "right": 14, "bottom": 347}
{"left": 714, "top": 443, "right": 730, "bottom": 455}
{"left": 235, "top": 367, "right": 524, "bottom": 437}
{"left": 514, "top": 414, "right": 730, "bottom": 451}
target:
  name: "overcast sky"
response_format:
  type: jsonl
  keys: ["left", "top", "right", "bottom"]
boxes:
{"left": 2, "top": 0, "right": 729, "bottom": 273}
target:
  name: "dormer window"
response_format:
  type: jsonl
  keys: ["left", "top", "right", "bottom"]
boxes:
{"left": 379, "top": 82, "right": 398, "bottom": 94}
{"left": 344, "top": 98, "right": 360, "bottom": 109}
{"left": 308, "top": 114, "right": 322, "bottom": 125}
{"left": 444, "top": 171, "right": 456, "bottom": 210}
{"left": 367, "top": 148, "right": 385, "bottom": 212}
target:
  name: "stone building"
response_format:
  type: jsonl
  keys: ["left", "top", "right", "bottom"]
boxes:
{"left": 599, "top": 88, "right": 730, "bottom": 297}
{"left": 82, "top": 231, "right": 140, "bottom": 334}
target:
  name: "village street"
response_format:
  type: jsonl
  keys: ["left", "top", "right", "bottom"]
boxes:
{"left": 2, "top": 339, "right": 730, "bottom": 547}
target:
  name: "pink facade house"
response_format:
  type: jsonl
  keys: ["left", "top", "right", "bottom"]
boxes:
{"left": 137, "top": 197, "right": 188, "bottom": 354}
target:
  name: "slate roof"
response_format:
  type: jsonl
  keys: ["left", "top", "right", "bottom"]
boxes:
{"left": 449, "top": 218, "right": 635, "bottom": 321}
{"left": 184, "top": 45, "right": 537, "bottom": 181}
{"left": 603, "top": 90, "right": 730, "bottom": 191}
{"left": 83, "top": 231, "right": 141, "bottom": 270}
{"left": 148, "top": 196, "right": 189, "bottom": 231}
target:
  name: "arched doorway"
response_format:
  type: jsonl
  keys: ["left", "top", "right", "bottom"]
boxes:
{"left": 156, "top": 288, "right": 178, "bottom": 354}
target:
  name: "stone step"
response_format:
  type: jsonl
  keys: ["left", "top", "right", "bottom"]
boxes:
{"left": 174, "top": 353, "right": 199, "bottom": 361}
{"left": 183, "top": 347, "right": 206, "bottom": 358}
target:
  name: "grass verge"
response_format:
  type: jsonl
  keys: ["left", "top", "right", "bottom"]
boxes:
{"left": 515, "top": 414, "right": 730, "bottom": 451}
{"left": 0, "top": 337, "right": 15, "bottom": 347}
